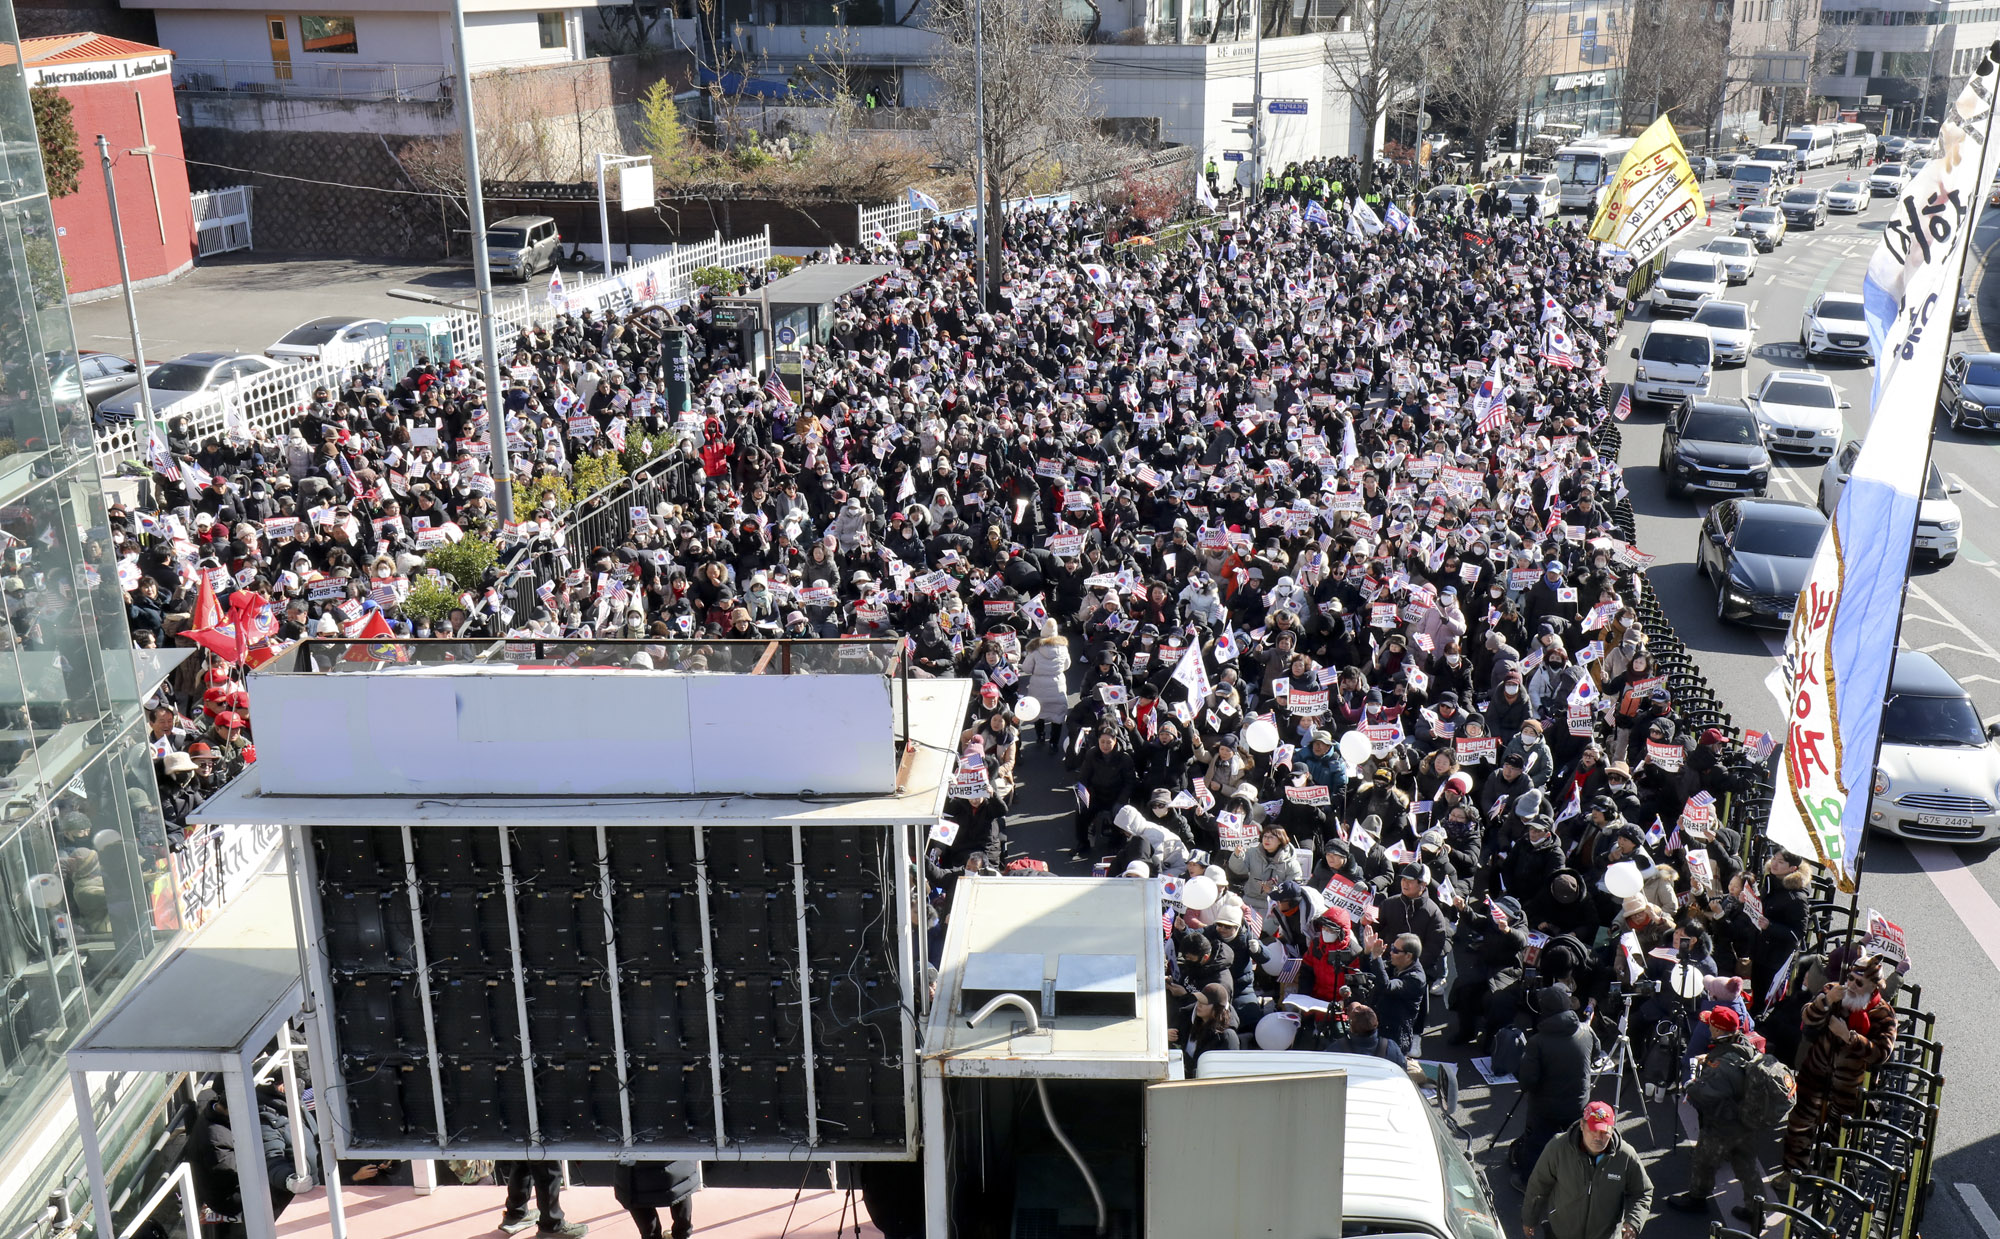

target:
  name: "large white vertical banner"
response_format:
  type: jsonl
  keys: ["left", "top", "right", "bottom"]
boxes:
{"left": 1769, "top": 46, "right": 2000, "bottom": 890}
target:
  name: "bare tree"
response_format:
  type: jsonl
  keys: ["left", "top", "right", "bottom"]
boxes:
{"left": 1612, "top": 0, "right": 1727, "bottom": 136}
{"left": 1433, "top": 0, "right": 1550, "bottom": 174}
{"left": 925, "top": 0, "right": 1110, "bottom": 299}
{"left": 1321, "top": 0, "right": 1431, "bottom": 192}
{"left": 592, "top": 3, "right": 676, "bottom": 54}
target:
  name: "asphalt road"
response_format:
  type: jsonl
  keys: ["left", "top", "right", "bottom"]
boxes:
{"left": 1601, "top": 160, "right": 2000, "bottom": 1239}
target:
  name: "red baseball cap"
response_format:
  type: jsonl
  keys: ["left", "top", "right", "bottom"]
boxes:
{"left": 1701, "top": 1007, "right": 1741, "bottom": 1035}
{"left": 1582, "top": 1101, "right": 1617, "bottom": 1131}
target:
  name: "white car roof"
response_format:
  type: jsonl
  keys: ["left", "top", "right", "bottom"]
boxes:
{"left": 1817, "top": 291, "right": 1865, "bottom": 306}
{"left": 1193, "top": 1051, "right": 1451, "bottom": 1234}
{"left": 1646, "top": 319, "right": 1713, "bottom": 338}
{"left": 1763, "top": 369, "right": 1832, "bottom": 387}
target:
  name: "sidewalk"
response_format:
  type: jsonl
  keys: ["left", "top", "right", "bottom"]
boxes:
{"left": 276, "top": 1182, "right": 882, "bottom": 1239}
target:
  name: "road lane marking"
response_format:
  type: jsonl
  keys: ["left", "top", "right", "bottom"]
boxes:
{"left": 1908, "top": 580, "right": 2000, "bottom": 671}
{"left": 1949, "top": 471, "right": 1997, "bottom": 508}
{"left": 1955, "top": 1184, "right": 2000, "bottom": 1239}
{"left": 1913, "top": 842, "right": 2000, "bottom": 978}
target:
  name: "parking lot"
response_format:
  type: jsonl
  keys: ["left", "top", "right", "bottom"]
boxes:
{"left": 67, "top": 252, "right": 540, "bottom": 365}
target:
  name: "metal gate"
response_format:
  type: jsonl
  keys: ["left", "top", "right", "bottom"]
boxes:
{"left": 192, "top": 185, "right": 253, "bottom": 256}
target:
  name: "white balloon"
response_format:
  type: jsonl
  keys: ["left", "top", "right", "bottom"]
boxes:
{"left": 26, "top": 873, "right": 63, "bottom": 909}
{"left": 1339, "top": 729, "right": 1374, "bottom": 769}
{"left": 1181, "top": 875, "right": 1219, "bottom": 911}
{"left": 1014, "top": 696, "right": 1041, "bottom": 722}
{"left": 1255, "top": 1010, "right": 1301, "bottom": 1051}
{"left": 1604, "top": 860, "right": 1645, "bottom": 899}
{"left": 1244, "top": 718, "right": 1280, "bottom": 753}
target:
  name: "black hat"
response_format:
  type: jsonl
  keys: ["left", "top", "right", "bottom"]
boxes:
{"left": 1395, "top": 863, "right": 1426, "bottom": 884}
{"left": 1271, "top": 880, "right": 1305, "bottom": 905}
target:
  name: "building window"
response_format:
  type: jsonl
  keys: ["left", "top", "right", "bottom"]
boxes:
{"left": 299, "top": 15, "right": 359, "bottom": 53}
{"left": 538, "top": 11, "right": 568, "bottom": 48}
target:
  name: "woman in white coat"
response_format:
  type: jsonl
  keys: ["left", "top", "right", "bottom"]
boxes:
{"left": 1019, "top": 621, "right": 1073, "bottom": 746}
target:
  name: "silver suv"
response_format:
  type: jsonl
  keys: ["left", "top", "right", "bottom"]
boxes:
{"left": 487, "top": 215, "right": 561, "bottom": 281}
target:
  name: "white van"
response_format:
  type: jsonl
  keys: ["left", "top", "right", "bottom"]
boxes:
{"left": 1195, "top": 1051, "right": 1503, "bottom": 1239}
{"left": 1630, "top": 319, "right": 1714, "bottom": 407}
{"left": 1783, "top": 125, "right": 1836, "bottom": 168}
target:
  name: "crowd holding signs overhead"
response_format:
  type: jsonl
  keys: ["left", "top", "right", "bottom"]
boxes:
{"left": 117, "top": 147, "right": 1920, "bottom": 1237}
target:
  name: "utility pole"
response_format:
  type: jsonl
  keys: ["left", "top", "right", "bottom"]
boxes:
{"left": 96, "top": 135, "right": 159, "bottom": 462}
{"left": 972, "top": 0, "right": 990, "bottom": 303}
{"left": 449, "top": 0, "right": 514, "bottom": 523}
{"left": 1251, "top": 0, "right": 1264, "bottom": 201}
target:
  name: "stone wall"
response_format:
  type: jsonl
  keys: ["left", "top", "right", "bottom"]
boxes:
{"left": 180, "top": 128, "right": 449, "bottom": 259}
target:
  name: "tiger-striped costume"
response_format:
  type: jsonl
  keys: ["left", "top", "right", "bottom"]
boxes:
{"left": 1783, "top": 987, "right": 1896, "bottom": 1171}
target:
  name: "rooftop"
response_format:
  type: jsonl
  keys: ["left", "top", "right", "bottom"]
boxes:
{"left": 18, "top": 33, "right": 170, "bottom": 65}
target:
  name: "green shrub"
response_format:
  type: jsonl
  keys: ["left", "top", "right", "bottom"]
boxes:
{"left": 423, "top": 535, "right": 499, "bottom": 594}
{"left": 767, "top": 254, "right": 802, "bottom": 276}
{"left": 401, "top": 578, "right": 462, "bottom": 626}
{"left": 572, "top": 451, "right": 627, "bottom": 501}
{"left": 690, "top": 265, "right": 744, "bottom": 294}
{"left": 514, "top": 473, "right": 572, "bottom": 518}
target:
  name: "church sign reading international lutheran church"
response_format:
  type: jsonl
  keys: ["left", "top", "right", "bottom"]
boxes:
{"left": 28, "top": 53, "right": 172, "bottom": 89}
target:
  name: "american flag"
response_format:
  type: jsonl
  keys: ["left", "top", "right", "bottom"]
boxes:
{"left": 1540, "top": 325, "right": 1578, "bottom": 370}
{"left": 368, "top": 582, "right": 399, "bottom": 608}
{"left": 146, "top": 428, "right": 179, "bottom": 483}
{"left": 607, "top": 417, "right": 627, "bottom": 451}
{"left": 763, "top": 371, "right": 794, "bottom": 407}
{"left": 1487, "top": 897, "right": 1511, "bottom": 931}
{"left": 1614, "top": 386, "right": 1632, "bottom": 422}
{"left": 1475, "top": 372, "right": 1509, "bottom": 434}
{"left": 1687, "top": 790, "right": 1716, "bottom": 809}
{"left": 1133, "top": 464, "right": 1165, "bottom": 489}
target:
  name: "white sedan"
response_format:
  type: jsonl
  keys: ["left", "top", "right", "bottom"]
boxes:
{"left": 1824, "top": 180, "right": 1868, "bottom": 213}
{"left": 1820, "top": 438, "right": 1962, "bottom": 563}
{"left": 1692, "top": 300, "right": 1756, "bottom": 367}
{"left": 1800, "top": 292, "right": 1873, "bottom": 362}
{"left": 1870, "top": 163, "right": 1911, "bottom": 196}
{"left": 1750, "top": 370, "right": 1847, "bottom": 457}
{"left": 1698, "top": 237, "right": 1759, "bottom": 284}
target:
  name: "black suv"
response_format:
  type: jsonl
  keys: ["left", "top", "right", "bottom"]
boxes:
{"left": 1780, "top": 187, "right": 1827, "bottom": 229}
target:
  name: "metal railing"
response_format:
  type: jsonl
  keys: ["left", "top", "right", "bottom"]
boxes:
{"left": 190, "top": 186, "right": 253, "bottom": 257}
{"left": 562, "top": 450, "right": 704, "bottom": 564}
{"left": 171, "top": 58, "right": 451, "bottom": 101}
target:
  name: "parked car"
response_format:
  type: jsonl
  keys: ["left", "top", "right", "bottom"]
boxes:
{"left": 1749, "top": 369, "right": 1848, "bottom": 457}
{"left": 1799, "top": 292, "right": 1873, "bottom": 362}
{"left": 1501, "top": 173, "right": 1561, "bottom": 219}
{"left": 1937, "top": 350, "right": 2000, "bottom": 430}
{"left": 1697, "top": 236, "right": 1759, "bottom": 284}
{"left": 266, "top": 316, "right": 388, "bottom": 364}
{"left": 1824, "top": 180, "right": 1868, "bottom": 213}
{"left": 1819, "top": 439, "right": 1962, "bottom": 564}
{"left": 1695, "top": 497, "right": 1826, "bottom": 626}
{"left": 1866, "top": 649, "right": 2000, "bottom": 845}
{"left": 1779, "top": 187, "right": 1827, "bottom": 229}
{"left": 48, "top": 350, "right": 143, "bottom": 412}
{"left": 1733, "top": 205, "right": 1787, "bottom": 250}
{"left": 1428, "top": 185, "right": 1471, "bottom": 212}
{"left": 1691, "top": 299, "right": 1756, "bottom": 367}
{"left": 1657, "top": 397, "right": 1771, "bottom": 497}
{"left": 1650, "top": 252, "right": 1730, "bottom": 317}
{"left": 1870, "top": 162, "right": 1911, "bottom": 196}
{"left": 486, "top": 214, "right": 562, "bottom": 282}
{"left": 95, "top": 351, "right": 281, "bottom": 423}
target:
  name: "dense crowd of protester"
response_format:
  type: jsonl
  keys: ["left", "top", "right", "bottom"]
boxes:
{"left": 118, "top": 183, "right": 1908, "bottom": 1239}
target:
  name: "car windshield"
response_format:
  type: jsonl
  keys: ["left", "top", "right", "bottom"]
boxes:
{"left": 1762, "top": 380, "right": 1835, "bottom": 408}
{"left": 147, "top": 362, "right": 214, "bottom": 392}
{"left": 1878, "top": 164, "right": 1904, "bottom": 177}
{"left": 1736, "top": 517, "right": 1823, "bottom": 557}
{"left": 1783, "top": 191, "right": 1819, "bottom": 205}
{"left": 487, "top": 228, "right": 527, "bottom": 248}
{"left": 1505, "top": 180, "right": 1544, "bottom": 196}
{"left": 1695, "top": 303, "right": 1750, "bottom": 329}
{"left": 1663, "top": 260, "right": 1720, "bottom": 283}
{"left": 279, "top": 323, "right": 345, "bottom": 346}
{"left": 1706, "top": 239, "right": 1753, "bottom": 256}
{"left": 1735, "top": 166, "right": 1776, "bottom": 183}
{"left": 1965, "top": 361, "right": 2000, "bottom": 386}
{"left": 1881, "top": 692, "right": 1986, "bottom": 747}
{"left": 1643, "top": 333, "right": 1710, "bottom": 364}
{"left": 1816, "top": 299, "right": 1866, "bottom": 321}
{"left": 1833, "top": 181, "right": 1862, "bottom": 194}
{"left": 1742, "top": 208, "right": 1780, "bottom": 224}
{"left": 1684, "top": 411, "right": 1758, "bottom": 442}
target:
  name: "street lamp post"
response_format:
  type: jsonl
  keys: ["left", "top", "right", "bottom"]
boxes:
{"left": 971, "top": 0, "right": 990, "bottom": 303}
{"left": 95, "top": 135, "right": 159, "bottom": 463}
{"left": 449, "top": 0, "right": 514, "bottom": 524}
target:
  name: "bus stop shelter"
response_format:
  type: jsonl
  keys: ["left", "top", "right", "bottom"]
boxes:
{"left": 65, "top": 873, "right": 346, "bottom": 1239}
{"left": 715, "top": 264, "right": 892, "bottom": 383}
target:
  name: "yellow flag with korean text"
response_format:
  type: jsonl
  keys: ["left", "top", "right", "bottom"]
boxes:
{"left": 1588, "top": 117, "right": 1709, "bottom": 265}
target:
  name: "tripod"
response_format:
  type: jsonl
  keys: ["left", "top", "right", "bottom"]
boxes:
{"left": 1591, "top": 985, "right": 1657, "bottom": 1145}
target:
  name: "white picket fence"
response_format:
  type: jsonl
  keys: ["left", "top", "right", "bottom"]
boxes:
{"left": 856, "top": 192, "right": 1077, "bottom": 243}
{"left": 95, "top": 227, "right": 772, "bottom": 473}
